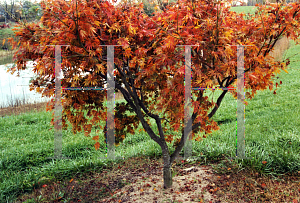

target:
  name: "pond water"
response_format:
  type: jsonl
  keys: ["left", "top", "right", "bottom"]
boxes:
{"left": 0, "top": 54, "right": 51, "bottom": 108}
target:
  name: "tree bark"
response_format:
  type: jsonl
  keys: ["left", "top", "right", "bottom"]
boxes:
{"left": 162, "top": 151, "right": 173, "bottom": 189}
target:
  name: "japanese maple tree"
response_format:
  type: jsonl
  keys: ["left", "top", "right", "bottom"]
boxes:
{"left": 6, "top": 0, "right": 300, "bottom": 189}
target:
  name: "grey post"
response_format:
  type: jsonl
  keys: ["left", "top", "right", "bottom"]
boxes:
{"left": 106, "top": 45, "right": 115, "bottom": 160}
{"left": 99, "top": 45, "right": 123, "bottom": 161}
{"left": 47, "top": 45, "right": 70, "bottom": 160}
{"left": 237, "top": 45, "right": 245, "bottom": 158}
{"left": 184, "top": 46, "right": 193, "bottom": 159}
{"left": 176, "top": 45, "right": 197, "bottom": 160}
{"left": 229, "top": 45, "right": 253, "bottom": 160}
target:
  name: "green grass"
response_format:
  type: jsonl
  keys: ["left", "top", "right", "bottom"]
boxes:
{"left": 0, "top": 23, "right": 20, "bottom": 48}
{"left": 0, "top": 25, "right": 16, "bottom": 40}
{"left": 229, "top": 4, "right": 293, "bottom": 16}
{"left": 230, "top": 6, "right": 258, "bottom": 15}
{"left": 1, "top": 42, "right": 300, "bottom": 202}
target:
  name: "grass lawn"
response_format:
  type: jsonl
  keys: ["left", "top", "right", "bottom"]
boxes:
{"left": 230, "top": 6, "right": 258, "bottom": 15}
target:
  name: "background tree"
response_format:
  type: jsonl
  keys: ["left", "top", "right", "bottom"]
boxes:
{"left": 20, "top": 0, "right": 42, "bottom": 21}
{"left": 140, "top": 0, "right": 156, "bottom": 16}
{"left": 3, "top": 0, "right": 18, "bottom": 21}
{"left": 0, "top": 0, "right": 42, "bottom": 23}
{"left": 118, "top": 0, "right": 179, "bottom": 16}
{"left": 6, "top": 0, "right": 300, "bottom": 189}
{"left": 0, "top": 0, "right": 10, "bottom": 22}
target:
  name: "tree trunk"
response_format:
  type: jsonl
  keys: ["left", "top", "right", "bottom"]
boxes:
{"left": 163, "top": 164, "right": 173, "bottom": 189}
{"left": 162, "top": 150, "right": 173, "bottom": 189}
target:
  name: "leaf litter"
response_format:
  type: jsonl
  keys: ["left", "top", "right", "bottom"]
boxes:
{"left": 15, "top": 156, "right": 300, "bottom": 202}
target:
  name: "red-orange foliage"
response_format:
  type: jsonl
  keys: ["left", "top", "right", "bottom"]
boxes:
{"left": 6, "top": 0, "right": 300, "bottom": 188}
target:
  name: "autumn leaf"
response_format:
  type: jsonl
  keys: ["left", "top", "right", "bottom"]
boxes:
{"left": 94, "top": 142, "right": 100, "bottom": 151}
{"left": 124, "top": 47, "right": 132, "bottom": 58}
{"left": 94, "top": 21, "right": 101, "bottom": 27}
{"left": 92, "top": 135, "right": 99, "bottom": 141}
{"left": 128, "top": 25, "right": 136, "bottom": 35}
{"left": 96, "top": 64, "right": 105, "bottom": 73}
{"left": 173, "top": 123, "right": 180, "bottom": 131}
{"left": 80, "top": 30, "right": 87, "bottom": 39}
{"left": 224, "top": 30, "right": 233, "bottom": 39}
{"left": 118, "top": 37, "right": 130, "bottom": 48}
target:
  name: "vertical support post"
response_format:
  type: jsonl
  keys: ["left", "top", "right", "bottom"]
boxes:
{"left": 184, "top": 46, "right": 193, "bottom": 159}
{"left": 98, "top": 45, "right": 122, "bottom": 161}
{"left": 47, "top": 45, "right": 70, "bottom": 160}
{"left": 54, "top": 45, "right": 62, "bottom": 159}
{"left": 228, "top": 44, "right": 252, "bottom": 160}
{"left": 236, "top": 45, "right": 246, "bottom": 158}
{"left": 107, "top": 46, "right": 115, "bottom": 160}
